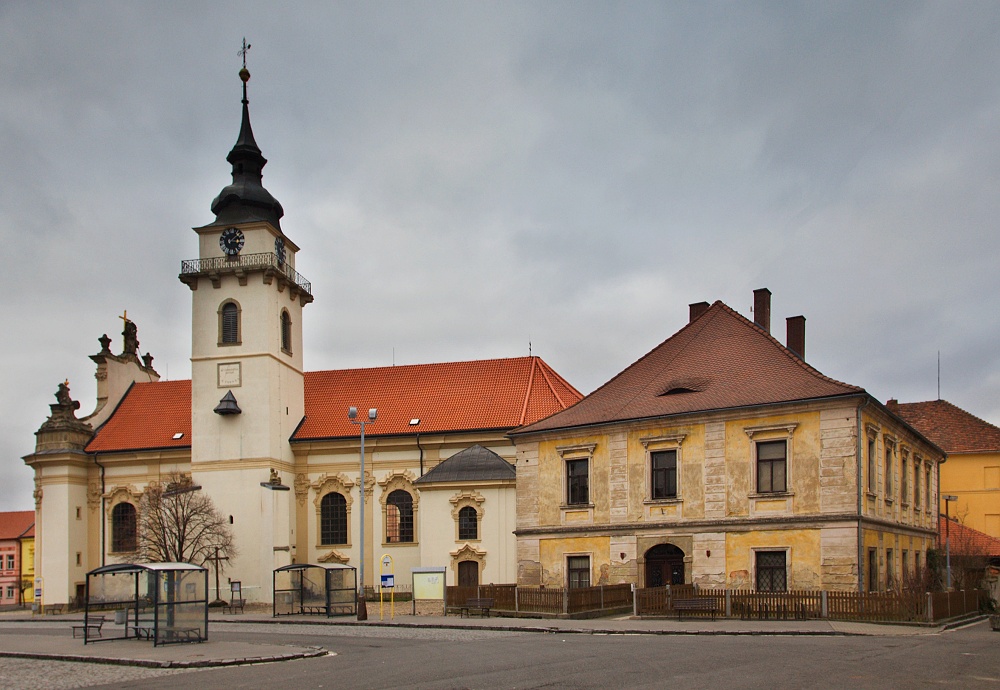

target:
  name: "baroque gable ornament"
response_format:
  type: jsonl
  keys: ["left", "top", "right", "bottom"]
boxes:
{"left": 317, "top": 549, "right": 350, "bottom": 565}
{"left": 378, "top": 470, "right": 418, "bottom": 506}
{"left": 449, "top": 490, "right": 486, "bottom": 520}
{"left": 311, "top": 473, "right": 356, "bottom": 509}
{"left": 294, "top": 473, "right": 310, "bottom": 505}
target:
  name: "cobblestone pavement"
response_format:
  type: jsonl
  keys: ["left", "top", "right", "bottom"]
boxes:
{"left": 0, "top": 657, "right": 198, "bottom": 690}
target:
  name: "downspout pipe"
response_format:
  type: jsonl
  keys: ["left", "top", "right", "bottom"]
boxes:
{"left": 416, "top": 433, "right": 424, "bottom": 477}
{"left": 856, "top": 397, "right": 869, "bottom": 592}
{"left": 93, "top": 453, "right": 106, "bottom": 567}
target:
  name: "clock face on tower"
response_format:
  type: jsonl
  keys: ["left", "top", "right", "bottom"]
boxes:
{"left": 220, "top": 227, "right": 245, "bottom": 256}
{"left": 274, "top": 236, "right": 285, "bottom": 266}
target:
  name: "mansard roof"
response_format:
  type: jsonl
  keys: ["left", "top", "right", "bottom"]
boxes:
{"left": 890, "top": 399, "right": 1000, "bottom": 454}
{"left": 414, "top": 445, "right": 516, "bottom": 484}
{"left": 86, "top": 357, "right": 581, "bottom": 453}
{"left": 515, "top": 300, "right": 863, "bottom": 435}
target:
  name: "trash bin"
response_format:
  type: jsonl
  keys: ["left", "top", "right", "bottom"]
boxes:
{"left": 115, "top": 609, "right": 127, "bottom": 625}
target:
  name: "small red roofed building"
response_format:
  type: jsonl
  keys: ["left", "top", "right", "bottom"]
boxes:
{"left": 512, "top": 290, "right": 943, "bottom": 593}
{"left": 938, "top": 515, "right": 1000, "bottom": 596}
{"left": 889, "top": 399, "right": 1000, "bottom": 541}
{"left": 22, "top": 65, "right": 582, "bottom": 610}
{"left": 0, "top": 511, "right": 34, "bottom": 606}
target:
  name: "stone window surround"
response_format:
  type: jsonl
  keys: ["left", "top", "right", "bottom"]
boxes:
{"left": 744, "top": 423, "right": 797, "bottom": 498}
{"left": 379, "top": 471, "right": 419, "bottom": 546}
{"left": 557, "top": 443, "right": 596, "bottom": 510}
{"left": 751, "top": 546, "right": 791, "bottom": 592}
{"left": 566, "top": 552, "right": 593, "bottom": 589}
{"left": 280, "top": 308, "right": 292, "bottom": 355}
{"left": 900, "top": 445, "right": 910, "bottom": 507}
{"left": 450, "top": 490, "right": 485, "bottom": 543}
{"left": 105, "top": 485, "right": 142, "bottom": 555}
{"left": 450, "top": 544, "right": 486, "bottom": 584}
{"left": 640, "top": 433, "right": 686, "bottom": 505}
{"left": 883, "top": 434, "right": 898, "bottom": 504}
{"left": 865, "top": 423, "right": 880, "bottom": 497}
{"left": 312, "top": 473, "right": 355, "bottom": 548}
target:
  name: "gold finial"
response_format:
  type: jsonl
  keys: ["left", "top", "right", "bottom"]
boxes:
{"left": 64, "top": 379, "right": 70, "bottom": 387}
{"left": 239, "top": 38, "right": 251, "bottom": 83}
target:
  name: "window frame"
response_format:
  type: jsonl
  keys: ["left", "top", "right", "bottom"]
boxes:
{"left": 641, "top": 434, "right": 686, "bottom": 503}
{"left": 458, "top": 506, "right": 478, "bottom": 541}
{"left": 280, "top": 309, "right": 292, "bottom": 355}
{"left": 867, "top": 547, "right": 879, "bottom": 592}
{"left": 884, "top": 438, "right": 895, "bottom": 503}
{"left": 913, "top": 458, "right": 922, "bottom": 510}
{"left": 901, "top": 449, "right": 909, "bottom": 506}
{"left": 385, "top": 489, "right": 415, "bottom": 544}
{"left": 753, "top": 549, "right": 789, "bottom": 593}
{"left": 567, "top": 555, "right": 591, "bottom": 589}
{"left": 756, "top": 440, "right": 788, "bottom": 494}
{"left": 319, "top": 491, "right": 348, "bottom": 546}
{"left": 218, "top": 300, "right": 242, "bottom": 346}
{"left": 110, "top": 502, "right": 137, "bottom": 554}
{"left": 556, "top": 443, "right": 596, "bottom": 509}
{"left": 744, "top": 423, "right": 796, "bottom": 497}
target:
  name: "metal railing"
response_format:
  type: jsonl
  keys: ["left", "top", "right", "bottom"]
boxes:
{"left": 180, "top": 252, "right": 312, "bottom": 296}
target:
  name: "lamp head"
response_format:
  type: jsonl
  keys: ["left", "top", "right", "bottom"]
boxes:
{"left": 348, "top": 407, "right": 357, "bottom": 420}
{"left": 368, "top": 408, "right": 377, "bottom": 421}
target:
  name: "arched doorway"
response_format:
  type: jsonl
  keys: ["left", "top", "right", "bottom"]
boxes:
{"left": 644, "top": 544, "right": 685, "bottom": 587}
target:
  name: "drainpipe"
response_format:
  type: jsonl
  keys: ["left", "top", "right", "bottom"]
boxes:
{"left": 856, "top": 398, "right": 869, "bottom": 592}
{"left": 93, "top": 454, "right": 106, "bottom": 567}
{"left": 416, "top": 433, "right": 424, "bottom": 477}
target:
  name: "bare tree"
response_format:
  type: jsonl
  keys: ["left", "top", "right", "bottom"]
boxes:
{"left": 136, "top": 474, "right": 236, "bottom": 566}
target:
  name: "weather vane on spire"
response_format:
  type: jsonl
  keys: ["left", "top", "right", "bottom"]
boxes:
{"left": 239, "top": 37, "right": 251, "bottom": 69}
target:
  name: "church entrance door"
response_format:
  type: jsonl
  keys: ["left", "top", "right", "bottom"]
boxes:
{"left": 644, "top": 544, "right": 685, "bottom": 587}
{"left": 458, "top": 561, "right": 479, "bottom": 588}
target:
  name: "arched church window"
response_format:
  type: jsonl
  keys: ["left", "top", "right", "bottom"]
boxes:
{"left": 320, "top": 492, "right": 347, "bottom": 545}
{"left": 220, "top": 301, "right": 240, "bottom": 344}
{"left": 111, "top": 503, "right": 137, "bottom": 553}
{"left": 458, "top": 506, "right": 478, "bottom": 540}
{"left": 386, "top": 490, "right": 414, "bottom": 543}
{"left": 280, "top": 310, "right": 292, "bottom": 353}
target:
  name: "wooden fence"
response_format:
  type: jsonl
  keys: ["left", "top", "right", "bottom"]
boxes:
{"left": 445, "top": 583, "right": 633, "bottom": 617}
{"left": 634, "top": 585, "right": 988, "bottom": 623}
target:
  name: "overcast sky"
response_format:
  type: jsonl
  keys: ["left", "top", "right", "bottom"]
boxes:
{"left": 3, "top": 1, "right": 999, "bottom": 511}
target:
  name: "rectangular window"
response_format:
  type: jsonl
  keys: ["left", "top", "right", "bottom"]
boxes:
{"left": 566, "top": 459, "right": 589, "bottom": 505}
{"left": 913, "top": 463, "right": 921, "bottom": 508}
{"left": 650, "top": 450, "right": 677, "bottom": 499}
{"left": 4, "top": 587, "right": 13, "bottom": 599}
{"left": 868, "top": 438, "right": 877, "bottom": 492}
{"left": 902, "top": 549, "right": 908, "bottom": 583}
{"left": 925, "top": 467, "right": 932, "bottom": 510}
{"left": 884, "top": 445, "right": 893, "bottom": 499}
{"left": 886, "top": 548, "right": 894, "bottom": 589}
{"left": 5, "top": 555, "right": 13, "bottom": 570}
{"left": 755, "top": 551, "right": 787, "bottom": 592}
{"left": 756, "top": 440, "right": 787, "bottom": 493}
{"left": 901, "top": 456, "right": 909, "bottom": 503}
{"left": 567, "top": 556, "right": 591, "bottom": 589}
{"left": 867, "top": 548, "right": 878, "bottom": 592}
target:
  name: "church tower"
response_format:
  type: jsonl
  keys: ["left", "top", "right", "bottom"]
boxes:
{"left": 179, "top": 58, "right": 311, "bottom": 600}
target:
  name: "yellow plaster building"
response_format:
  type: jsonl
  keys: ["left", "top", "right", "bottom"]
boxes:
{"left": 890, "top": 399, "right": 1000, "bottom": 540}
{"left": 512, "top": 291, "right": 942, "bottom": 593}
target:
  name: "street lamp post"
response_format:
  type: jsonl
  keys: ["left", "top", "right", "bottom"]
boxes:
{"left": 349, "top": 406, "right": 377, "bottom": 621}
{"left": 942, "top": 494, "right": 958, "bottom": 590}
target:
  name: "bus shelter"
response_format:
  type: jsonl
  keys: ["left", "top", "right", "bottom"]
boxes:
{"left": 84, "top": 563, "right": 208, "bottom": 646}
{"left": 272, "top": 563, "right": 357, "bottom": 617}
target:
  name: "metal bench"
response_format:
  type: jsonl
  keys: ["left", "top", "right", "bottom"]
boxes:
{"left": 672, "top": 598, "right": 718, "bottom": 621}
{"left": 223, "top": 598, "right": 245, "bottom": 614}
{"left": 460, "top": 597, "right": 494, "bottom": 618}
{"left": 72, "top": 615, "right": 106, "bottom": 638}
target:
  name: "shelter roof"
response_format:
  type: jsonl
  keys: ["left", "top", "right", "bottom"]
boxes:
{"left": 0, "top": 511, "right": 34, "bottom": 540}
{"left": 414, "top": 445, "right": 515, "bottom": 484}
{"left": 889, "top": 399, "right": 1000, "bottom": 454}
{"left": 86, "top": 357, "right": 580, "bottom": 453}
{"left": 515, "top": 301, "right": 862, "bottom": 435}
{"left": 940, "top": 516, "right": 1000, "bottom": 557}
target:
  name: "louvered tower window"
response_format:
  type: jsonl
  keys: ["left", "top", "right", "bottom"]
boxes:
{"left": 221, "top": 302, "right": 239, "bottom": 344}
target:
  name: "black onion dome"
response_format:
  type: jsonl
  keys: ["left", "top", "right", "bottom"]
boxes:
{"left": 209, "top": 68, "right": 284, "bottom": 229}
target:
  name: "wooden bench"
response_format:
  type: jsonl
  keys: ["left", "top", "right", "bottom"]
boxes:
{"left": 460, "top": 598, "right": 494, "bottom": 618}
{"left": 672, "top": 598, "right": 718, "bottom": 621}
{"left": 72, "top": 615, "right": 106, "bottom": 638}
{"left": 223, "top": 598, "right": 245, "bottom": 614}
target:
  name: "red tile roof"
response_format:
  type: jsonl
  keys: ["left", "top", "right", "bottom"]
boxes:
{"left": 0, "top": 511, "right": 35, "bottom": 541}
{"left": 86, "top": 357, "right": 581, "bottom": 452}
{"left": 296, "top": 357, "right": 582, "bottom": 439}
{"left": 516, "top": 301, "right": 863, "bottom": 435}
{"left": 940, "top": 516, "right": 1000, "bottom": 557}
{"left": 889, "top": 400, "right": 1000, "bottom": 454}
{"left": 86, "top": 380, "right": 192, "bottom": 453}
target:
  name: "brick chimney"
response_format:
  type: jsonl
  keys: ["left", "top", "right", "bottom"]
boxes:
{"left": 753, "top": 288, "right": 771, "bottom": 333}
{"left": 786, "top": 315, "right": 805, "bottom": 359}
{"left": 689, "top": 302, "right": 710, "bottom": 323}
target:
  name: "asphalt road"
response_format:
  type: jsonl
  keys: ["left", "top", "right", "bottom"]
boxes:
{"left": 5, "top": 620, "right": 999, "bottom": 689}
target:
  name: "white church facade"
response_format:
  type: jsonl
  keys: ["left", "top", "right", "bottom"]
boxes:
{"left": 23, "top": 65, "right": 581, "bottom": 609}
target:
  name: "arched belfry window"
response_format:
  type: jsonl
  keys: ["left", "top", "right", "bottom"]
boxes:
{"left": 386, "top": 490, "right": 414, "bottom": 543}
{"left": 220, "top": 301, "right": 241, "bottom": 345}
{"left": 320, "top": 492, "right": 347, "bottom": 545}
{"left": 111, "top": 503, "right": 137, "bottom": 553}
{"left": 280, "top": 310, "right": 292, "bottom": 354}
